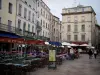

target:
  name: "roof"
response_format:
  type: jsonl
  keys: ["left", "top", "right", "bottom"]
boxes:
{"left": 62, "top": 6, "right": 96, "bottom": 15}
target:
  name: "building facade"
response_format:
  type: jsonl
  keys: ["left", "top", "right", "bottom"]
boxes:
{"left": 37, "top": 0, "right": 51, "bottom": 41}
{"left": 0, "top": 0, "right": 16, "bottom": 33}
{"left": 0, "top": 0, "right": 62, "bottom": 42}
{"left": 95, "top": 24, "right": 100, "bottom": 49}
{"left": 51, "top": 16, "right": 62, "bottom": 42}
{"left": 16, "top": 0, "right": 37, "bottom": 39}
{"left": 49, "top": 12, "right": 54, "bottom": 41}
{"left": 0, "top": 0, "right": 17, "bottom": 51}
{"left": 61, "top": 5, "right": 96, "bottom": 46}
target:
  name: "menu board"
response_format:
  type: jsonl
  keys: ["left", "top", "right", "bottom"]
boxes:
{"left": 49, "top": 50, "right": 56, "bottom": 61}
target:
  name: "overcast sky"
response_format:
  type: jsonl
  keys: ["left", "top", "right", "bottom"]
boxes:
{"left": 43, "top": 0, "right": 100, "bottom": 24}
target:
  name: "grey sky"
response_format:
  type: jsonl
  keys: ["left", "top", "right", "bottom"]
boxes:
{"left": 43, "top": 0, "right": 100, "bottom": 24}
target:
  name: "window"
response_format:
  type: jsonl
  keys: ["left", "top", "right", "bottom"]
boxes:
{"left": 46, "top": 14, "right": 47, "bottom": 19}
{"left": 82, "top": 8, "right": 84, "bottom": 12}
{"left": 75, "top": 8, "right": 77, "bottom": 12}
{"left": 0, "top": 0, "right": 2, "bottom": 9}
{"left": 38, "top": 2, "right": 39, "bottom": 7}
{"left": 41, "top": 20, "right": 42, "bottom": 26}
{"left": 46, "top": 32, "right": 47, "bottom": 36}
{"left": 25, "top": 1, "right": 27, "bottom": 4}
{"left": 23, "top": 22, "right": 26, "bottom": 31}
{"left": 9, "top": 3, "right": 13, "bottom": 14}
{"left": 81, "top": 16, "right": 85, "bottom": 22}
{"left": 43, "top": 21, "right": 45, "bottom": 27}
{"left": 46, "top": 23, "right": 47, "bottom": 28}
{"left": 28, "top": 11, "right": 31, "bottom": 21}
{"left": 18, "top": 4, "right": 22, "bottom": 16}
{"left": 29, "top": 5, "right": 31, "bottom": 7}
{"left": 67, "top": 35, "right": 71, "bottom": 41}
{"left": 0, "top": 17, "right": 1, "bottom": 23}
{"left": 81, "top": 35, "right": 85, "bottom": 41}
{"left": 41, "top": 9, "right": 42, "bottom": 15}
{"left": 67, "top": 17, "right": 70, "bottom": 22}
{"left": 67, "top": 25, "right": 71, "bottom": 32}
{"left": 44, "top": 11, "right": 45, "bottom": 16}
{"left": 28, "top": 24, "right": 30, "bottom": 31}
{"left": 8, "top": 20, "right": 12, "bottom": 31}
{"left": 81, "top": 25, "right": 85, "bottom": 32}
{"left": 37, "top": 11, "right": 39, "bottom": 18}
{"left": 74, "top": 16, "right": 78, "bottom": 22}
{"left": 18, "top": 19, "right": 21, "bottom": 29}
{"left": 74, "top": 35, "right": 78, "bottom": 41}
{"left": 74, "top": 25, "right": 78, "bottom": 32}
{"left": 32, "top": 26, "right": 34, "bottom": 32}
{"left": 32, "top": 13, "right": 34, "bottom": 23}
{"left": 54, "top": 28, "right": 55, "bottom": 33}
{"left": 24, "top": 8, "right": 27, "bottom": 19}
{"left": 8, "top": 20, "right": 12, "bottom": 26}
{"left": 48, "top": 24, "right": 49, "bottom": 29}
{"left": 43, "top": 31, "right": 44, "bottom": 36}
{"left": 68, "top": 10, "right": 70, "bottom": 13}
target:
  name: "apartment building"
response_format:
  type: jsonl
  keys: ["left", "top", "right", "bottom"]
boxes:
{"left": 0, "top": 0, "right": 16, "bottom": 33}
{"left": 16, "top": 0, "right": 37, "bottom": 39}
{"left": 62, "top": 5, "right": 96, "bottom": 46}
{"left": 0, "top": 0, "right": 18, "bottom": 51}
{"left": 37, "top": 0, "right": 51, "bottom": 41}
{"left": 52, "top": 16, "right": 62, "bottom": 42}
{"left": 95, "top": 24, "right": 100, "bottom": 49}
{"left": 49, "top": 12, "right": 54, "bottom": 41}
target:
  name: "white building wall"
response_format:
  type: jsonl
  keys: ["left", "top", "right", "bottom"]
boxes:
{"left": 16, "top": 0, "right": 37, "bottom": 35}
{"left": 62, "top": 6, "right": 96, "bottom": 45}
{"left": 0, "top": 0, "right": 16, "bottom": 27}
{"left": 37, "top": 0, "right": 50, "bottom": 38}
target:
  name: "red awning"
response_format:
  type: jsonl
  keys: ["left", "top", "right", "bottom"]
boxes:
{"left": 26, "top": 40, "right": 45, "bottom": 45}
{"left": 0, "top": 37, "right": 25, "bottom": 44}
{"left": 72, "top": 41, "right": 88, "bottom": 45}
{"left": 26, "top": 40, "right": 37, "bottom": 44}
{"left": 35, "top": 40, "right": 45, "bottom": 45}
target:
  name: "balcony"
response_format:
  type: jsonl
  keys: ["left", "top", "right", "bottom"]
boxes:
{"left": 36, "top": 21, "right": 42, "bottom": 32}
{"left": 0, "top": 23, "right": 15, "bottom": 33}
{"left": 73, "top": 31, "right": 78, "bottom": 33}
{"left": 15, "top": 28, "right": 22, "bottom": 36}
{"left": 36, "top": 35, "right": 50, "bottom": 41}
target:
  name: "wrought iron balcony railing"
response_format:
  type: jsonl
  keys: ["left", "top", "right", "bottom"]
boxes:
{"left": 15, "top": 28, "right": 22, "bottom": 35}
{"left": 36, "top": 21, "right": 42, "bottom": 32}
{"left": 0, "top": 23, "right": 15, "bottom": 33}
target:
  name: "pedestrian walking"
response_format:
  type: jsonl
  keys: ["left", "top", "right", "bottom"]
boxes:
{"left": 88, "top": 49, "right": 93, "bottom": 59}
{"left": 94, "top": 50, "right": 97, "bottom": 59}
{"left": 70, "top": 48, "right": 74, "bottom": 60}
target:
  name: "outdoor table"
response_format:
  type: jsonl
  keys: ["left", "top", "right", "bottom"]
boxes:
{"left": 56, "top": 54, "right": 64, "bottom": 65}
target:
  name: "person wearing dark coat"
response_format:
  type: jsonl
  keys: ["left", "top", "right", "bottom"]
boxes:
{"left": 88, "top": 49, "right": 93, "bottom": 59}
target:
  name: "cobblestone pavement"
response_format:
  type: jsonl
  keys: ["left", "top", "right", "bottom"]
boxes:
{"left": 28, "top": 54, "right": 100, "bottom": 75}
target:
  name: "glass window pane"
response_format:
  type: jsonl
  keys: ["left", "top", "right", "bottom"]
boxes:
{"left": 28, "top": 24, "right": 30, "bottom": 31}
{"left": 81, "top": 35, "right": 85, "bottom": 41}
{"left": 67, "top": 35, "right": 71, "bottom": 41}
{"left": 74, "top": 25, "right": 78, "bottom": 32}
{"left": 74, "top": 35, "right": 78, "bottom": 41}
{"left": 67, "top": 25, "right": 71, "bottom": 32}
{"left": 18, "top": 19, "right": 21, "bottom": 29}
{"left": 18, "top": 4, "right": 22, "bottom": 16}
{"left": 23, "top": 22, "right": 26, "bottom": 31}
{"left": 82, "top": 25, "right": 85, "bottom": 32}
{"left": 9, "top": 3, "right": 12, "bottom": 14}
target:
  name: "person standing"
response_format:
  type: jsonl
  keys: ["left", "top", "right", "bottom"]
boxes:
{"left": 88, "top": 49, "right": 93, "bottom": 59}
{"left": 94, "top": 50, "right": 97, "bottom": 59}
{"left": 70, "top": 48, "right": 74, "bottom": 60}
